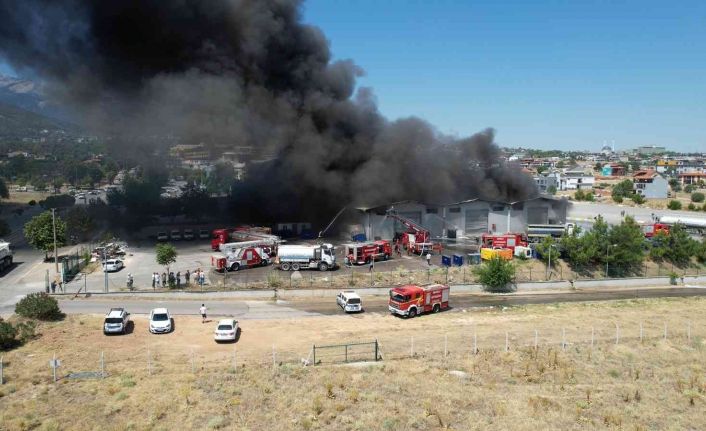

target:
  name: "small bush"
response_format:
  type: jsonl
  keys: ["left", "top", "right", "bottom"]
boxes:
{"left": 691, "top": 192, "right": 705, "bottom": 203}
{"left": 684, "top": 184, "right": 695, "bottom": 193}
{"left": 28, "top": 200, "right": 37, "bottom": 206}
{"left": 474, "top": 256, "right": 516, "bottom": 293}
{"left": 0, "top": 319, "right": 19, "bottom": 350}
{"left": 688, "top": 203, "right": 696, "bottom": 211}
{"left": 612, "top": 195, "right": 623, "bottom": 203}
{"left": 631, "top": 194, "right": 645, "bottom": 204}
{"left": 15, "top": 293, "right": 64, "bottom": 321}
{"left": 667, "top": 200, "right": 682, "bottom": 210}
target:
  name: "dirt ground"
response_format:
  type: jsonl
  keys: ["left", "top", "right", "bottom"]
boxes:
{"left": 1, "top": 297, "right": 705, "bottom": 430}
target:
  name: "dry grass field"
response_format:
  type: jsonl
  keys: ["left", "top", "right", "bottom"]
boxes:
{"left": 1, "top": 297, "right": 705, "bottom": 430}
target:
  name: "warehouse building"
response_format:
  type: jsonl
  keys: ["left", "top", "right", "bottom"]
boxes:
{"left": 358, "top": 196, "right": 567, "bottom": 242}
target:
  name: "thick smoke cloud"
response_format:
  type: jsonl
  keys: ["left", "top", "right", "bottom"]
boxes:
{"left": 0, "top": 0, "right": 538, "bottom": 223}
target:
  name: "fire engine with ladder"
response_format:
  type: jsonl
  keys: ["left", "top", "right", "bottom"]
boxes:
{"left": 211, "top": 239, "right": 274, "bottom": 272}
{"left": 385, "top": 211, "right": 440, "bottom": 254}
{"left": 343, "top": 240, "right": 392, "bottom": 265}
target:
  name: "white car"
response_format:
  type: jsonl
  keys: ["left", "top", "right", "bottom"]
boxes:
{"left": 149, "top": 308, "right": 172, "bottom": 334}
{"left": 183, "top": 229, "right": 194, "bottom": 240}
{"left": 157, "top": 232, "right": 168, "bottom": 241}
{"left": 214, "top": 319, "right": 239, "bottom": 342}
{"left": 170, "top": 230, "right": 181, "bottom": 240}
{"left": 103, "top": 259, "right": 124, "bottom": 272}
{"left": 336, "top": 290, "right": 363, "bottom": 313}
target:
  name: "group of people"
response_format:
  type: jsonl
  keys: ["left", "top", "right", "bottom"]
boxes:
{"left": 151, "top": 268, "right": 206, "bottom": 289}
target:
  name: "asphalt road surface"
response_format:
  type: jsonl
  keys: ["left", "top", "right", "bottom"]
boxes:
{"left": 568, "top": 201, "right": 706, "bottom": 226}
{"left": 56, "top": 287, "right": 706, "bottom": 319}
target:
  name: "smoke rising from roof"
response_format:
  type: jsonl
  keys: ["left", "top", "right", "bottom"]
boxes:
{"left": 0, "top": 0, "right": 538, "bottom": 222}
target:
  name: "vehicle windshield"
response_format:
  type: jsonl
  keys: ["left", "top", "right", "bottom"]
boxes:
{"left": 217, "top": 324, "right": 233, "bottom": 331}
{"left": 390, "top": 292, "right": 409, "bottom": 302}
{"left": 152, "top": 313, "right": 169, "bottom": 321}
{"left": 105, "top": 318, "right": 123, "bottom": 324}
{"left": 324, "top": 248, "right": 332, "bottom": 256}
{"left": 347, "top": 298, "right": 361, "bottom": 304}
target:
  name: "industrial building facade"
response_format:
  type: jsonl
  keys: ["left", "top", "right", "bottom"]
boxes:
{"left": 360, "top": 196, "right": 567, "bottom": 242}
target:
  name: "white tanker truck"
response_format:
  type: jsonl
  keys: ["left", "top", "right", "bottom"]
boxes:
{"left": 276, "top": 244, "right": 336, "bottom": 271}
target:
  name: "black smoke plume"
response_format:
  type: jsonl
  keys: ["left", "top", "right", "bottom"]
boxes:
{"left": 0, "top": 0, "right": 538, "bottom": 223}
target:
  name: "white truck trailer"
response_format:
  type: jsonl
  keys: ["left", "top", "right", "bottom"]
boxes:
{"left": 276, "top": 244, "right": 336, "bottom": 271}
{"left": 0, "top": 241, "right": 13, "bottom": 272}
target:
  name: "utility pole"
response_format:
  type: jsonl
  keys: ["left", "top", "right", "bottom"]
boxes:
{"left": 51, "top": 208, "right": 59, "bottom": 274}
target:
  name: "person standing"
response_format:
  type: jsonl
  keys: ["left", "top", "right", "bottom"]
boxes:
{"left": 50, "top": 280, "right": 56, "bottom": 293}
{"left": 368, "top": 259, "right": 374, "bottom": 272}
{"left": 151, "top": 272, "right": 156, "bottom": 289}
{"left": 185, "top": 269, "right": 191, "bottom": 286}
{"left": 199, "top": 304, "right": 207, "bottom": 323}
{"left": 161, "top": 272, "right": 167, "bottom": 286}
{"left": 426, "top": 252, "right": 432, "bottom": 266}
{"left": 176, "top": 271, "right": 181, "bottom": 288}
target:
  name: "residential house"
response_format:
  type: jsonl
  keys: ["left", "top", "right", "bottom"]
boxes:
{"left": 678, "top": 172, "right": 706, "bottom": 185}
{"left": 560, "top": 167, "right": 595, "bottom": 191}
{"left": 633, "top": 170, "right": 668, "bottom": 199}
{"left": 534, "top": 171, "right": 561, "bottom": 193}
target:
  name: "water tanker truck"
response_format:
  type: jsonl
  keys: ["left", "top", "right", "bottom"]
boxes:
{"left": 276, "top": 244, "right": 336, "bottom": 271}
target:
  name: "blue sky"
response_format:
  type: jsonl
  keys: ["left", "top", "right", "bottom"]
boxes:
{"left": 302, "top": 0, "right": 706, "bottom": 152}
{"left": 2, "top": 1, "right": 704, "bottom": 152}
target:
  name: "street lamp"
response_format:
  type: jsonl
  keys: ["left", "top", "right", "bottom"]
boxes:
{"left": 605, "top": 243, "right": 617, "bottom": 277}
{"left": 545, "top": 244, "right": 557, "bottom": 280}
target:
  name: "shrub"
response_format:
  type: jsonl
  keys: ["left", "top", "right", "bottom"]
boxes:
{"left": 612, "top": 195, "right": 623, "bottom": 203}
{"left": 691, "top": 192, "right": 705, "bottom": 203}
{"left": 474, "top": 256, "right": 515, "bottom": 293}
{"left": 631, "top": 194, "right": 645, "bottom": 204}
{"left": 0, "top": 319, "right": 19, "bottom": 350}
{"left": 15, "top": 293, "right": 64, "bottom": 321}
{"left": 28, "top": 200, "right": 36, "bottom": 206}
{"left": 667, "top": 200, "right": 682, "bottom": 210}
{"left": 684, "top": 184, "right": 695, "bottom": 193}
{"left": 688, "top": 203, "right": 696, "bottom": 211}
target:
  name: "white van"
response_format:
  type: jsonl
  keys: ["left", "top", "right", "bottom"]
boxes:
{"left": 336, "top": 290, "right": 363, "bottom": 313}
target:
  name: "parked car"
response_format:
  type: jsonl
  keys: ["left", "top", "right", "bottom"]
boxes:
{"left": 103, "top": 307, "right": 130, "bottom": 335}
{"left": 157, "top": 232, "right": 168, "bottom": 241}
{"left": 336, "top": 290, "right": 363, "bottom": 313}
{"left": 214, "top": 319, "right": 239, "bottom": 342}
{"left": 183, "top": 229, "right": 194, "bottom": 240}
{"left": 149, "top": 308, "right": 172, "bottom": 334}
{"left": 170, "top": 229, "right": 182, "bottom": 240}
{"left": 103, "top": 259, "right": 124, "bottom": 272}
{"left": 199, "top": 229, "right": 210, "bottom": 239}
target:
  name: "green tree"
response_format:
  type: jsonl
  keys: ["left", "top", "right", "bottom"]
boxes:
{"left": 52, "top": 177, "right": 65, "bottom": 194}
{"left": 668, "top": 178, "right": 681, "bottom": 193}
{"left": 156, "top": 243, "right": 178, "bottom": 275}
{"left": 40, "top": 194, "right": 75, "bottom": 209}
{"left": 65, "top": 207, "right": 95, "bottom": 240}
{"left": 535, "top": 236, "right": 558, "bottom": 263}
{"left": 15, "top": 292, "right": 63, "bottom": 320}
{"left": 684, "top": 184, "right": 695, "bottom": 193}
{"left": 584, "top": 192, "right": 595, "bottom": 202}
{"left": 24, "top": 211, "right": 67, "bottom": 260}
{"left": 574, "top": 189, "right": 585, "bottom": 201}
{"left": 474, "top": 256, "right": 515, "bottom": 293}
{"left": 612, "top": 179, "right": 634, "bottom": 201}
{"left": 665, "top": 224, "right": 698, "bottom": 267}
{"left": 547, "top": 185, "right": 557, "bottom": 195}
{"left": 649, "top": 231, "right": 670, "bottom": 261}
{"left": 0, "top": 178, "right": 9, "bottom": 200}
{"left": 631, "top": 193, "right": 645, "bottom": 204}
{"left": 606, "top": 216, "right": 646, "bottom": 276}
{"left": 688, "top": 203, "right": 697, "bottom": 211}
{"left": 691, "top": 192, "right": 705, "bottom": 203}
{"left": 667, "top": 200, "right": 682, "bottom": 210}
{"left": 560, "top": 226, "right": 595, "bottom": 268}
{"left": 536, "top": 165, "right": 547, "bottom": 174}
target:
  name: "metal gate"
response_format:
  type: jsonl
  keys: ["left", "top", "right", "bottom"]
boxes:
{"left": 312, "top": 340, "right": 381, "bottom": 365}
{"left": 527, "top": 207, "right": 549, "bottom": 224}
{"left": 464, "top": 209, "right": 488, "bottom": 235}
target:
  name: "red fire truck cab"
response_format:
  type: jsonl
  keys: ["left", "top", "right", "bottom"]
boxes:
{"left": 388, "top": 284, "right": 450, "bottom": 318}
{"left": 642, "top": 223, "right": 670, "bottom": 238}
{"left": 481, "top": 233, "right": 527, "bottom": 252}
{"left": 343, "top": 240, "right": 392, "bottom": 265}
{"left": 211, "top": 246, "right": 270, "bottom": 272}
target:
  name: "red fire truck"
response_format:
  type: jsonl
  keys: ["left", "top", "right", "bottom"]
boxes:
{"left": 642, "top": 223, "right": 670, "bottom": 238}
{"left": 210, "top": 226, "right": 275, "bottom": 250}
{"left": 481, "top": 233, "right": 527, "bottom": 252}
{"left": 386, "top": 212, "right": 441, "bottom": 254}
{"left": 211, "top": 246, "right": 271, "bottom": 272}
{"left": 343, "top": 240, "right": 392, "bottom": 265}
{"left": 388, "top": 284, "right": 450, "bottom": 318}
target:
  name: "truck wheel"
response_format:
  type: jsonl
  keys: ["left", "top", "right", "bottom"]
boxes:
{"left": 261, "top": 259, "right": 268, "bottom": 267}
{"left": 230, "top": 262, "right": 240, "bottom": 272}
{"left": 318, "top": 262, "right": 329, "bottom": 272}
{"left": 292, "top": 263, "right": 300, "bottom": 271}
{"left": 408, "top": 308, "right": 417, "bottom": 318}
{"left": 280, "top": 262, "right": 291, "bottom": 271}
{"left": 433, "top": 304, "right": 440, "bottom": 313}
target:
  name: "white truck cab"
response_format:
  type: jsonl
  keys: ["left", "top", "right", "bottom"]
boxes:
{"left": 337, "top": 290, "right": 363, "bottom": 313}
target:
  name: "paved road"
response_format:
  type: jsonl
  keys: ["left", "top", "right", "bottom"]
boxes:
{"left": 568, "top": 201, "right": 706, "bottom": 226}
{"left": 52, "top": 287, "right": 706, "bottom": 320}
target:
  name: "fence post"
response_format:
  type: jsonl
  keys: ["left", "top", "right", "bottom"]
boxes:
{"left": 562, "top": 328, "right": 566, "bottom": 350}
{"left": 473, "top": 330, "right": 477, "bottom": 355}
{"left": 191, "top": 349, "right": 195, "bottom": 373}
{"left": 639, "top": 322, "right": 643, "bottom": 342}
{"left": 52, "top": 352, "right": 57, "bottom": 383}
{"left": 313, "top": 345, "right": 316, "bottom": 366}
{"left": 687, "top": 322, "right": 691, "bottom": 343}
{"left": 615, "top": 323, "right": 619, "bottom": 345}
{"left": 664, "top": 323, "right": 668, "bottom": 341}
{"left": 147, "top": 348, "right": 152, "bottom": 376}
{"left": 375, "top": 339, "right": 379, "bottom": 361}
{"left": 410, "top": 336, "right": 414, "bottom": 358}
{"left": 233, "top": 346, "right": 237, "bottom": 371}
{"left": 444, "top": 334, "right": 448, "bottom": 358}
{"left": 100, "top": 351, "right": 105, "bottom": 378}
{"left": 0, "top": 355, "right": 3, "bottom": 385}
{"left": 534, "top": 329, "right": 538, "bottom": 350}
{"left": 505, "top": 332, "right": 509, "bottom": 352}
{"left": 272, "top": 344, "right": 276, "bottom": 368}
{"left": 345, "top": 344, "right": 348, "bottom": 363}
